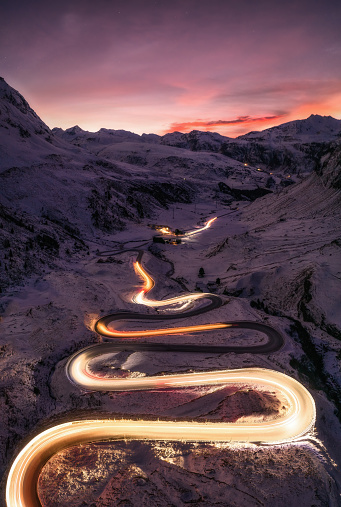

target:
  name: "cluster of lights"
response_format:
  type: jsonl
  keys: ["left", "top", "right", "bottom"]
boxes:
{"left": 158, "top": 227, "right": 172, "bottom": 234}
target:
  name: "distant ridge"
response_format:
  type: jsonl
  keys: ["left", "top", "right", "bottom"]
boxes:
{"left": 1, "top": 76, "right": 340, "bottom": 176}
{"left": 238, "top": 114, "right": 341, "bottom": 143}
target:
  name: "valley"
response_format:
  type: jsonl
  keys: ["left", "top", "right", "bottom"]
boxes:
{"left": 0, "top": 78, "right": 341, "bottom": 506}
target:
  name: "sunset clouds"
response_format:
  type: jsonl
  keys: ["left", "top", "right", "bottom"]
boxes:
{"left": 1, "top": 0, "right": 340, "bottom": 136}
{"left": 165, "top": 115, "right": 287, "bottom": 134}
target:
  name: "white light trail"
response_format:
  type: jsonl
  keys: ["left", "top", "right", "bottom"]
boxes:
{"left": 5, "top": 215, "right": 316, "bottom": 507}
{"left": 186, "top": 216, "right": 217, "bottom": 236}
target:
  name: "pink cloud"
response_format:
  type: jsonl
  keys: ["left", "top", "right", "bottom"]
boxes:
{"left": 164, "top": 115, "right": 287, "bottom": 134}
{"left": 2, "top": 1, "right": 340, "bottom": 134}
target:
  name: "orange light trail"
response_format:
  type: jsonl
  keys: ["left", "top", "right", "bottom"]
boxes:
{"left": 133, "top": 260, "right": 206, "bottom": 307}
{"left": 5, "top": 215, "right": 317, "bottom": 507}
{"left": 94, "top": 258, "right": 224, "bottom": 338}
{"left": 134, "top": 260, "right": 154, "bottom": 292}
{"left": 96, "top": 319, "right": 230, "bottom": 338}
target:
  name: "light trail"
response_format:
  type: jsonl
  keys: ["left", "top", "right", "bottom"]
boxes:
{"left": 96, "top": 256, "right": 230, "bottom": 338}
{"left": 186, "top": 216, "right": 217, "bottom": 236}
{"left": 133, "top": 260, "right": 206, "bottom": 307}
{"left": 154, "top": 216, "right": 217, "bottom": 239}
{"left": 134, "top": 260, "right": 154, "bottom": 293}
{"left": 6, "top": 369, "right": 316, "bottom": 507}
{"left": 96, "top": 319, "right": 230, "bottom": 338}
{"left": 5, "top": 216, "right": 316, "bottom": 507}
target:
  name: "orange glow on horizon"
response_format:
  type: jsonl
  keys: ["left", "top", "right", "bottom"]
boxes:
{"left": 162, "top": 104, "right": 341, "bottom": 138}
{"left": 163, "top": 115, "right": 287, "bottom": 136}
{"left": 293, "top": 97, "right": 341, "bottom": 120}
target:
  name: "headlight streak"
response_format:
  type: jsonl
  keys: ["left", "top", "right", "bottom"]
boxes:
{"left": 6, "top": 371, "right": 316, "bottom": 507}
{"left": 154, "top": 216, "right": 217, "bottom": 239}
{"left": 186, "top": 216, "right": 217, "bottom": 236}
{"left": 133, "top": 260, "right": 206, "bottom": 307}
{"left": 96, "top": 319, "right": 230, "bottom": 339}
{"left": 6, "top": 216, "right": 317, "bottom": 507}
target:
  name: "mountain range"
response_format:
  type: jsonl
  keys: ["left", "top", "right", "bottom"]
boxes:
{"left": 1, "top": 77, "right": 341, "bottom": 505}
{"left": 0, "top": 76, "right": 340, "bottom": 289}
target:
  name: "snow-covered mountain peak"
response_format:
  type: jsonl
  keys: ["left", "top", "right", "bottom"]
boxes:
{"left": 0, "top": 76, "right": 37, "bottom": 117}
{"left": 160, "top": 129, "right": 231, "bottom": 151}
{"left": 53, "top": 125, "right": 145, "bottom": 152}
{"left": 238, "top": 114, "right": 341, "bottom": 143}
{"left": 0, "top": 79, "right": 88, "bottom": 170}
{"left": 64, "top": 125, "right": 85, "bottom": 136}
{"left": 0, "top": 76, "right": 51, "bottom": 133}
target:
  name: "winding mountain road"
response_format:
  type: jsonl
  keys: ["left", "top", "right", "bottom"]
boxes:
{"left": 6, "top": 216, "right": 316, "bottom": 507}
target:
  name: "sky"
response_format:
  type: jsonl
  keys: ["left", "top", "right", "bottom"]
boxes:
{"left": 1, "top": 0, "right": 341, "bottom": 137}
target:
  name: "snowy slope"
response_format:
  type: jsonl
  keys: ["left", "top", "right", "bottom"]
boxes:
{"left": 52, "top": 125, "right": 146, "bottom": 154}
{"left": 239, "top": 114, "right": 341, "bottom": 143}
{"left": 0, "top": 78, "right": 92, "bottom": 171}
{"left": 1, "top": 78, "right": 341, "bottom": 506}
{"left": 202, "top": 139, "right": 341, "bottom": 327}
{"left": 160, "top": 129, "right": 230, "bottom": 151}
{"left": 53, "top": 114, "right": 341, "bottom": 178}
{"left": 219, "top": 115, "right": 341, "bottom": 176}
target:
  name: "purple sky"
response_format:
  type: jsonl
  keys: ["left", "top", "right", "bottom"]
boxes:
{"left": 1, "top": 0, "right": 340, "bottom": 137}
